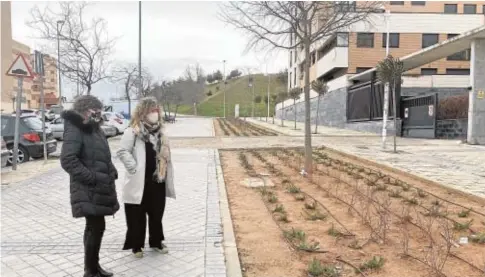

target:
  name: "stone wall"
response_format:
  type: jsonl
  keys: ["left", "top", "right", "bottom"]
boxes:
{"left": 436, "top": 119, "right": 468, "bottom": 140}
{"left": 274, "top": 86, "right": 467, "bottom": 136}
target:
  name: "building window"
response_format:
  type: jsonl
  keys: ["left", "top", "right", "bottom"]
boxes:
{"left": 289, "top": 72, "right": 292, "bottom": 88}
{"left": 311, "top": 52, "right": 316, "bottom": 65}
{"left": 483, "top": 5, "right": 485, "bottom": 14}
{"left": 293, "top": 68, "right": 297, "bottom": 85}
{"left": 356, "top": 67, "right": 372, "bottom": 74}
{"left": 336, "top": 33, "right": 349, "bottom": 47}
{"left": 382, "top": 33, "right": 400, "bottom": 48}
{"left": 389, "top": 1, "right": 404, "bottom": 5}
{"left": 464, "top": 4, "right": 476, "bottom": 14}
{"left": 290, "top": 51, "right": 293, "bottom": 67}
{"left": 444, "top": 4, "right": 457, "bottom": 14}
{"left": 357, "top": 33, "right": 374, "bottom": 48}
{"left": 447, "top": 34, "right": 470, "bottom": 61}
{"left": 336, "top": 1, "right": 357, "bottom": 12}
{"left": 411, "top": 1, "right": 425, "bottom": 5}
{"left": 421, "top": 68, "right": 437, "bottom": 75}
{"left": 422, "top": 34, "right": 439, "bottom": 48}
{"left": 446, "top": 68, "right": 470, "bottom": 75}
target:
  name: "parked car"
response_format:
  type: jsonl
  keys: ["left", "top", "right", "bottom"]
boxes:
{"left": 101, "top": 123, "right": 117, "bottom": 137}
{"left": 102, "top": 112, "right": 128, "bottom": 134}
{"left": 1, "top": 114, "right": 57, "bottom": 165}
{"left": 47, "top": 117, "right": 65, "bottom": 140}
{"left": 1, "top": 137, "right": 9, "bottom": 167}
{"left": 35, "top": 109, "right": 56, "bottom": 121}
{"left": 49, "top": 118, "right": 117, "bottom": 140}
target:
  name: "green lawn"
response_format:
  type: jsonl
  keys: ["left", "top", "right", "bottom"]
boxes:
{"left": 177, "top": 74, "right": 286, "bottom": 117}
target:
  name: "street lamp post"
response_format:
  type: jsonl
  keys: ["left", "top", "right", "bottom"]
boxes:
{"left": 75, "top": 49, "right": 80, "bottom": 96}
{"left": 138, "top": 1, "right": 142, "bottom": 97}
{"left": 56, "top": 20, "right": 64, "bottom": 106}
{"left": 223, "top": 60, "right": 226, "bottom": 118}
{"left": 382, "top": 9, "right": 390, "bottom": 150}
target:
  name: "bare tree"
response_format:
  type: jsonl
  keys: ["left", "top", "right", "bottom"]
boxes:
{"left": 311, "top": 80, "right": 328, "bottom": 134}
{"left": 377, "top": 55, "right": 404, "bottom": 153}
{"left": 220, "top": 1, "right": 379, "bottom": 174}
{"left": 112, "top": 64, "right": 137, "bottom": 117}
{"left": 277, "top": 91, "right": 288, "bottom": 127}
{"left": 28, "top": 2, "right": 117, "bottom": 95}
{"left": 289, "top": 88, "right": 301, "bottom": 130}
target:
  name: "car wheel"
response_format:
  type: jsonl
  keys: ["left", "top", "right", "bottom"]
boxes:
{"left": 7, "top": 145, "right": 30, "bottom": 165}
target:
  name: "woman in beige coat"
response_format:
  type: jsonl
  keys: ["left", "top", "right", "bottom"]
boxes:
{"left": 117, "top": 97, "right": 175, "bottom": 258}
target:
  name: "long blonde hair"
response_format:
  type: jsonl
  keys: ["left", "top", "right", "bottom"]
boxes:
{"left": 130, "top": 97, "right": 162, "bottom": 129}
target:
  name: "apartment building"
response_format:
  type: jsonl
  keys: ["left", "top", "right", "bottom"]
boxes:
{"left": 0, "top": 1, "right": 58, "bottom": 112}
{"left": 30, "top": 54, "right": 59, "bottom": 109}
{"left": 280, "top": 1, "right": 485, "bottom": 136}
{"left": 288, "top": 1, "right": 485, "bottom": 90}
{"left": 1, "top": 1, "right": 13, "bottom": 111}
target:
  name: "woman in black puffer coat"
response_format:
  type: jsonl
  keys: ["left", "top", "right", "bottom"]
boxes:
{"left": 60, "top": 95, "right": 119, "bottom": 277}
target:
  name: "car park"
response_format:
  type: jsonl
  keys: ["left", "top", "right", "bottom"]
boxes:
{"left": 102, "top": 112, "right": 128, "bottom": 134}
{"left": 48, "top": 117, "right": 117, "bottom": 140}
{"left": 1, "top": 137, "right": 9, "bottom": 167}
{"left": 1, "top": 114, "right": 57, "bottom": 165}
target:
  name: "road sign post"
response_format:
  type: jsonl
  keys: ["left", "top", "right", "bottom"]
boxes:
{"left": 34, "top": 50, "right": 47, "bottom": 162}
{"left": 12, "top": 78, "right": 23, "bottom": 170}
{"left": 6, "top": 53, "right": 35, "bottom": 170}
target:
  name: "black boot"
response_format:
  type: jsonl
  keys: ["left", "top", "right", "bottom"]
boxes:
{"left": 96, "top": 265, "right": 113, "bottom": 277}
{"left": 84, "top": 229, "right": 100, "bottom": 277}
{"left": 95, "top": 230, "right": 113, "bottom": 277}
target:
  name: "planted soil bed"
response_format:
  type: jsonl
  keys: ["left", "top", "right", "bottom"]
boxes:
{"left": 213, "top": 118, "right": 279, "bottom": 136}
{"left": 220, "top": 148, "right": 485, "bottom": 277}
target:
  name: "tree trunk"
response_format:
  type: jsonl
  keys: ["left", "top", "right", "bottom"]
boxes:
{"left": 314, "top": 95, "right": 320, "bottom": 134}
{"left": 281, "top": 102, "right": 285, "bottom": 127}
{"left": 174, "top": 104, "right": 179, "bottom": 119}
{"left": 128, "top": 98, "right": 131, "bottom": 118}
{"left": 86, "top": 84, "right": 92, "bottom": 95}
{"left": 303, "top": 38, "right": 313, "bottom": 174}
{"left": 293, "top": 99, "right": 297, "bottom": 130}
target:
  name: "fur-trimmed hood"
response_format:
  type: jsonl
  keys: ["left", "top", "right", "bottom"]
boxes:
{"left": 61, "top": 110, "right": 101, "bottom": 134}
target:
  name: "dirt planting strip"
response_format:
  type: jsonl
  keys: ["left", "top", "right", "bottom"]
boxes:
{"left": 275, "top": 148, "right": 485, "bottom": 276}
{"left": 240, "top": 150, "right": 370, "bottom": 276}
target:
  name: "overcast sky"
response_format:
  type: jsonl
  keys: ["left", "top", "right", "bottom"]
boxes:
{"left": 11, "top": 1, "right": 287, "bottom": 102}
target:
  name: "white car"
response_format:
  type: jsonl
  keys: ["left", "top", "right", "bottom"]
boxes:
{"left": 102, "top": 112, "right": 128, "bottom": 134}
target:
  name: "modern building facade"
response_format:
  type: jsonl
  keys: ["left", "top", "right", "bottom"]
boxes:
{"left": 30, "top": 54, "right": 59, "bottom": 109}
{"left": 278, "top": 1, "right": 485, "bottom": 138}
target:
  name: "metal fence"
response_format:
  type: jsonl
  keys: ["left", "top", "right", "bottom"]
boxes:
{"left": 346, "top": 80, "right": 398, "bottom": 122}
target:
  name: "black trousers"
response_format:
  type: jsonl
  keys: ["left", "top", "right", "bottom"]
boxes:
{"left": 123, "top": 181, "right": 166, "bottom": 251}
{"left": 84, "top": 216, "right": 106, "bottom": 272}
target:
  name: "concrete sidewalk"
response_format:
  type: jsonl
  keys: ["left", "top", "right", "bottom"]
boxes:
{"left": 248, "top": 118, "right": 485, "bottom": 199}
{"left": 1, "top": 118, "right": 231, "bottom": 277}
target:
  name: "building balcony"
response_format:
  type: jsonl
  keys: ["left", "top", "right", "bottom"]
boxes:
{"left": 316, "top": 47, "right": 348, "bottom": 79}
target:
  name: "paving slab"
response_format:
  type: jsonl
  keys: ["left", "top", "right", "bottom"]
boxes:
{"left": 1, "top": 118, "right": 229, "bottom": 277}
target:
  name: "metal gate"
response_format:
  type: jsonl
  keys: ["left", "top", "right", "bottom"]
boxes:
{"left": 401, "top": 93, "right": 437, "bottom": 138}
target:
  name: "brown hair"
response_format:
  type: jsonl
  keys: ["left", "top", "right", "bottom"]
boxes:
{"left": 130, "top": 97, "right": 162, "bottom": 129}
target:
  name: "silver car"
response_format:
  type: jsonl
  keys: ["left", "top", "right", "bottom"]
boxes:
{"left": 48, "top": 118, "right": 117, "bottom": 140}
{"left": 1, "top": 137, "right": 9, "bottom": 167}
{"left": 101, "top": 124, "right": 117, "bottom": 137}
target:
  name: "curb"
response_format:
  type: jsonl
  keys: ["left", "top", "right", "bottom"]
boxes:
{"left": 214, "top": 149, "right": 243, "bottom": 277}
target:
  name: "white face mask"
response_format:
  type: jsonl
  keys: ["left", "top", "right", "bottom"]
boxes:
{"left": 146, "top": 112, "right": 159, "bottom": 124}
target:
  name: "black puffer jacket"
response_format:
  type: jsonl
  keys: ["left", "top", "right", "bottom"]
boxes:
{"left": 60, "top": 110, "right": 119, "bottom": 218}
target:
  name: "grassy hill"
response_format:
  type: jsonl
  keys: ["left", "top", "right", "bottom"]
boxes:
{"left": 177, "top": 74, "right": 286, "bottom": 117}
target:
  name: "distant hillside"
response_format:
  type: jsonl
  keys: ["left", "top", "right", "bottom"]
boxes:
{"left": 177, "top": 74, "right": 286, "bottom": 117}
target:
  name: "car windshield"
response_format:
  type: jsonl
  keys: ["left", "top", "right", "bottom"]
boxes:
{"left": 115, "top": 113, "right": 125, "bottom": 119}
{"left": 23, "top": 116, "right": 43, "bottom": 130}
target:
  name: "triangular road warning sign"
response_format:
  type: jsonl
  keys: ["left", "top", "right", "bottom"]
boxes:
{"left": 6, "top": 54, "right": 34, "bottom": 79}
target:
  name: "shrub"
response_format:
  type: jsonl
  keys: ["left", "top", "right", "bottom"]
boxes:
{"left": 437, "top": 94, "right": 468, "bottom": 120}
{"left": 359, "top": 256, "right": 385, "bottom": 272}
{"left": 457, "top": 209, "right": 471, "bottom": 218}
{"left": 308, "top": 259, "right": 339, "bottom": 277}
